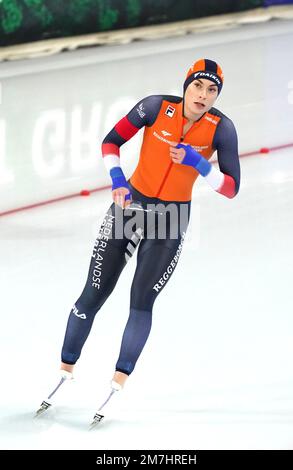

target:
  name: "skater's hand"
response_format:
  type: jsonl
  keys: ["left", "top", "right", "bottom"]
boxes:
{"left": 170, "top": 141, "right": 202, "bottom": 168}
{"left": 112, "top": 187, "right": 132, "bottom": 209}
{"left": 169, "top": 141, "right": 186, "bottom": 164}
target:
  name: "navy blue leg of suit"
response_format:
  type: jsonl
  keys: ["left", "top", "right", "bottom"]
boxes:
{"left": 61, "top": 191, "right": 190, "bottom": 375}
{"left": 115, "top": 238, "right": 186, "bottom": 374}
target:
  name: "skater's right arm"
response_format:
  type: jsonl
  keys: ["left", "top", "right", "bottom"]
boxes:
{"left": 101, "top": 95, "right": 163, "bottom": 208}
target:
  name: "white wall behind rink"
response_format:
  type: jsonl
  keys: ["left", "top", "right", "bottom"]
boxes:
{"left": 0, "top": 20, "right": 292, "bottom": 213}
{"left": 0, "top": 95, "right": 144, "bottom": 212}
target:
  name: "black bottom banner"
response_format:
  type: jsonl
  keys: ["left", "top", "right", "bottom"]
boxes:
{"left": 0, "top": 450, "right": 291, "bottom": 466}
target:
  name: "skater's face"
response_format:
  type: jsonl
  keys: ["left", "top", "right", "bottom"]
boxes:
{"left": 184, "top": 78, "right": 218, "bottom": 117}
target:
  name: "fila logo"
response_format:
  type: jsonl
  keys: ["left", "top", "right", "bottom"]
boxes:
{"left": 161, "top": 130, "right": 172, "bottom": 136}
{"left": 165, "top": 105, "right": 175, "bottom": 118}
{"left": 74, "top": 312, "right": 87, "bottom": 320}
{"left": 72, "top": 304, "right": 87, "bottom": 320}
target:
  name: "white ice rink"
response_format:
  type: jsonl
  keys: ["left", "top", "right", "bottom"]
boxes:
{"left": 0, "top": 20, "right": 293, "bottom": 450}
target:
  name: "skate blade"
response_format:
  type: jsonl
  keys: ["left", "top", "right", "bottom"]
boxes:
{"left": 89, "top": 412, "right": 104, "bottom": 429}
{"left": 34, "top": 401, "right": 52, "bottom": 417}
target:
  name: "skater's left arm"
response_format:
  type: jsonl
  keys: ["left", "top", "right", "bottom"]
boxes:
{"left": 213, "top": 117, "right": 240, "bottom": 198}
{"left": 170, "top": 117, "right": 240, "bottom": 199}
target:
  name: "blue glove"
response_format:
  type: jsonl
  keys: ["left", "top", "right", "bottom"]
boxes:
{"left": 110, "top": 167, "right": 132, "bottom": 201}
{"left": 175, "top": 143, "right": 211, "bottom": 177}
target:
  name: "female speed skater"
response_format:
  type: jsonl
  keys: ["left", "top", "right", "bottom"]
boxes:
{"left": 37, "top": 58, "right": 240, "bottom": 425}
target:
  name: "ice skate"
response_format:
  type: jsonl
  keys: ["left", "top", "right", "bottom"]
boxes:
{"left": 35, "top": 370, "right": 73, "bottom": 417}
{"left": 90, "top": 380, "right": 122, "bottom": 428}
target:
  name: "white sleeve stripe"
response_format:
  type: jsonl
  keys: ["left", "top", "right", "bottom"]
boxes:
{"left": 103, "top": 154, "right": 121, "bottom": 172}
{"left": 204, "top": 165, "right": 224, "bottom": 190}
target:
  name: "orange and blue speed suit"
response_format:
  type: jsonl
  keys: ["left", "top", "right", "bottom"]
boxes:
{"left": 61, "top": 95, "right": 240, "bottom": 375}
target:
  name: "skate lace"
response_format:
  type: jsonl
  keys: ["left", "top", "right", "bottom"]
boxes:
{"left": 47, "top": 376, "right": 66, "bottom": 400}
{"left": 98, "top": 389, "right": 116, "bottom": 412}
